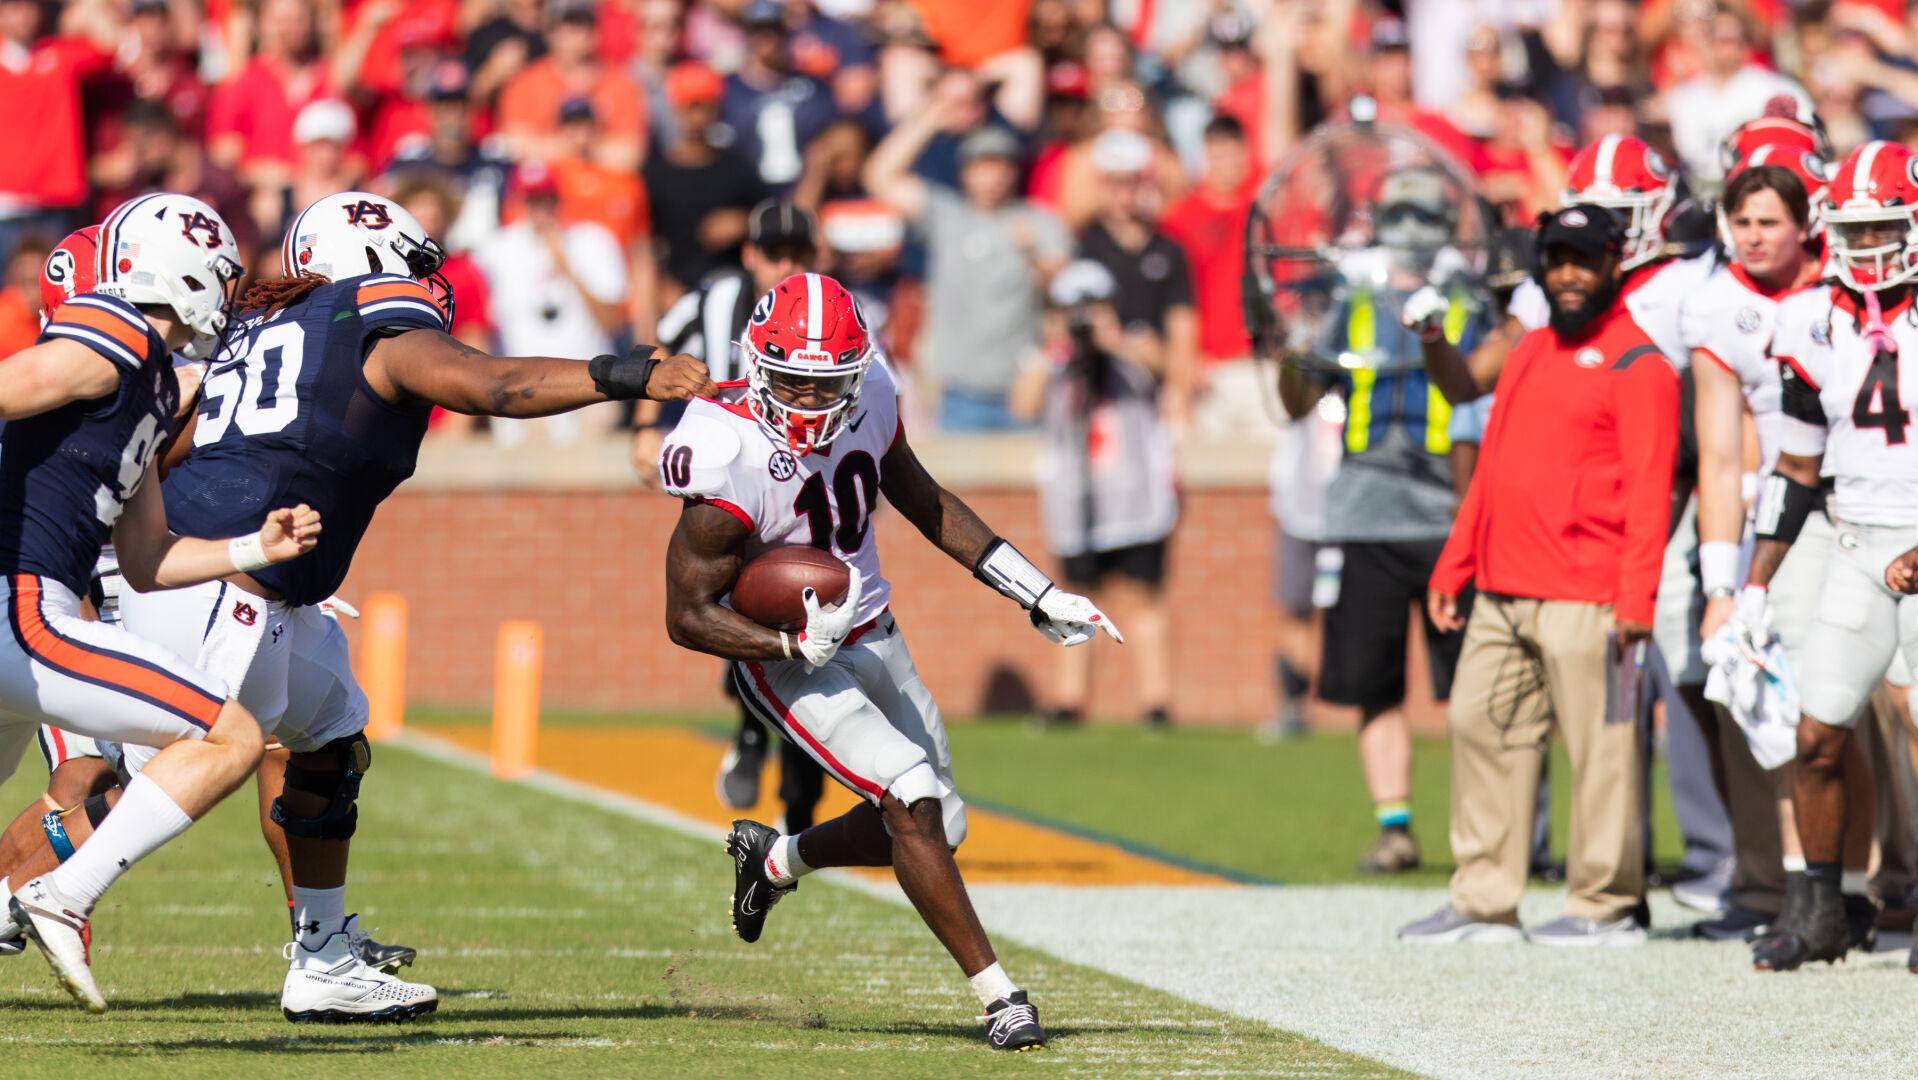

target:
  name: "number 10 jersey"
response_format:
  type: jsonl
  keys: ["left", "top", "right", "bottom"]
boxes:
{"left": 659, "top": 360, "right": 902, "bottom": 627}
{"left": 163, "top": 274, "right": 446, "bottom": 605}
{"left": 1772, "top": 284, "right": 1918, "bottom": 527}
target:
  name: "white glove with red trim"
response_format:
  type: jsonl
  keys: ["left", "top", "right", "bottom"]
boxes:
{"left": 796, "top": 567, "right": 864, "bottom": 672}
{"left": 318, "top": 595, "right": 360, "bottom": 621}
{"left": 1400, "top": 285, "right": 1449, "bottom": 344}
{"left": 1030, "top": 589, "right": 1124, "bottom": 646}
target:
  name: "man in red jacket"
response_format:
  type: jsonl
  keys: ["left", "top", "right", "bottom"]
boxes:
{"left": 1400, "top": 205, "right": 1680, "bottom": 946}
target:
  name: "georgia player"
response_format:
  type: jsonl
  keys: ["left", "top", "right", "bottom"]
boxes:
{"left": 0, "top": 193, "right": 325, "bottom": 1013}
{"left": 1683, "top": 147, "right": 1884, "bottom": 950}
{"left": 661, "top": 274, "right": 1120, "bottom": 1052}
{"left": 1740, "top": 141, "right": 1918, "bottom": 971}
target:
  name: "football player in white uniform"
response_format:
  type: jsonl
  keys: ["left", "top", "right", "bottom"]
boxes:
{"left": 661, "top": 274, "right": 1119, "bottom": 1052}
{"left": 1684, "top": 143, "right": 1883, "bottom": 948}
{"left": 1739, "top": 141, "right": 1918, "bottom": 970}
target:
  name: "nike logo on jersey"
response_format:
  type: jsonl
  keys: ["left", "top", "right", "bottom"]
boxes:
{"left": 848, "top": 412, "right": 866, "bottom": 433}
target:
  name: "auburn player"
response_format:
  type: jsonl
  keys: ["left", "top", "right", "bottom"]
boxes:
{"left": 103, "top": 191, "right": 713, "bottom": 1023}
{"left": 1741, "top": 141, "right": 1918, "bottom": 971}
{"left": 0, "top": 193, "right": 324, "bottom": 1014}
{"left": 662, "top": 274, "right": 1118, "bottom": 1052}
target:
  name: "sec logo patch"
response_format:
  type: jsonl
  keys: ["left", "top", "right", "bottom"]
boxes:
{"left": 1574, "top": 347, "right": 1603, "bottom": 368}
{"left": 768, "top": 450, "right": 799, "bottom": 481}
{"left": 1811, "top": 322, "right": 1830, "bottom": 346}
{"left": 1737, "top": 309, "right": 1760, "bottom": 333}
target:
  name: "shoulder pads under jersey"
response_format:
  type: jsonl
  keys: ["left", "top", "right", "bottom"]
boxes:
{"left": 660, "top": 408, "right": 745, "bottom": 499}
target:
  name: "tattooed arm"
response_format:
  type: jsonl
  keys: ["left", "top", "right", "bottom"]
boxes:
{"left": 364, "top": 329, "right": 716, "bottom": 415}
{"left": 879, "top": 431, "right": 997, "bottom": 568}
{"left": 665, "top": 499, "right": 794, "bottom": 661}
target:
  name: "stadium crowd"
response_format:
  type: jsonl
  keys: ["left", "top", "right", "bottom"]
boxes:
{"left": 13, "top": 0, "right": 1918, "bottom": 970}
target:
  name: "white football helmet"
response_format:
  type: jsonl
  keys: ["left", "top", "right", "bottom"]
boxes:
{"left": 95, "top": 192, "right": 244, "bottom": 360}
{"left": 282, "top": 191, "right": 452, "bottom": 317}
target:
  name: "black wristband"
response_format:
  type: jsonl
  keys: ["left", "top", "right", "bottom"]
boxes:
{"left": 587, "top": 344, "right": 662, "bottom": 400}
{"left": 1754, "top": 472, "right": 1817, "bottom": 544}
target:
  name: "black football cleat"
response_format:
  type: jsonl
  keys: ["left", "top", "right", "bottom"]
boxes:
{"left": 726, "top": 819, "right": 792, "bottom": 944}
{"left": 1754, "top": 883, "right": 1850, "bottom": 971}
{"left": 1752, "top": 871, "right": 1809, "bottom": 947}
{"left": 1844, "top": 893, "right": 1879, "bottom": 953}
{"left": 985, "top": 990, "right": 1047, "bottom": 1051}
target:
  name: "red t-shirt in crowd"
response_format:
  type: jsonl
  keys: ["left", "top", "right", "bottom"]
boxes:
{"left": 338, "top": 0, "right": 460, "bottom": 97}
{"left": 1159, "top": 181, "right": 1255, "bottom": 362}
{"left": 1430, "top": 303, "right": 1680, "bottom": 626}
{"left": 206, "top": 53, "right": 334, "bottom": 168}
{"left": 0, "top": 37, "right": 111, "bottom": 206}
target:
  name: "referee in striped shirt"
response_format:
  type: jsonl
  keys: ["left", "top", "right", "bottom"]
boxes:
{"left": 632, "top": 198, "right": 828, "bottom": 826}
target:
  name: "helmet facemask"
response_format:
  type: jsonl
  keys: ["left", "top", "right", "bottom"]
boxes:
{"left": 1825, "top": 207, "right": 1918, "bottom": 292}
{"left": 743, "top": 343, "right": 870, "bottom": 456}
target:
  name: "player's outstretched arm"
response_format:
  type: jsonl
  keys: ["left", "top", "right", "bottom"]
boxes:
{"left": 114, "top": 460, "right": 321, "bottom": 592}
{"left": 881, "top": 434, "right": 1122, "bottom": 645}
{"left": 665, "top": 500, "right": 803, "bottom": 662}
{"left": 366, "top": 330, "right": 718, "bottom": 416}
{"left": 0, "top": 339, "right": 121, "bottom": 420}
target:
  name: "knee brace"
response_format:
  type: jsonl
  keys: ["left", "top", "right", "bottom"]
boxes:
{"left": 941, "top": 791, "right": 968, "bottom": 850}
{"left": 270, "top": 732, "right": 370, "bottom": 840}
{"left": 887, "top": 762, "right": 967, "bottom": 848}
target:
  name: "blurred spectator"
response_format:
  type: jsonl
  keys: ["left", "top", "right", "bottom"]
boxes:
{"left": 644, "top": 60, "right": 768, "bottom": 295}
{"left": 1366, "top": 17, "right": 1479, "bottom": 170}
{"left": 1013, "top": 260, "right": 1179, "bottom": 728}
{"left": 913, "top": 0, "right": 1041, "bottom": 70}
{"left": 1664, "top": 8, "right": 1810, "bottom": 181}
{"left": 1162, "top": 116, "right": 1262, "bottom": 438}
{"left": 722, "top": 1, "right": 839, "bottom": 190}
{"left": 788, "top": 0, "right": 880, "bottom": 116}
{"left": 1475, "top": 90, "right": 1572, "bottom": 223}
{"left": 0, "top": 229, "right": 51, "bottom": 356}
{"left": 1448, "top": 26, "right": 1505, "bottom": 140}
{"left": 465, "top": 0, "right": 548, "bottom": 106}
{"left": 207, "top": 0, "right": 332, "bottom": 197}
{"left": 389, "top": 171, "right": 494, "bottom": 438}
{"left": 267, "top": 98, "right": 363, "bottom": 244}
{"left": 385, "top": 60, "right": 514, "bottom": 253}
{"left": 793, "top": 117, "right": 874, "bottom": 211}
{"left": 335, "top": 9, "right": 460, "bottom": 175}
{"left": 551, "top": 98, "right": 650, "bottom": 253}
{"left": 334, "top": 0, "right": 461, "bottom": 103}
{"left": 1050, "top": 81, "right": 1188, "bottom": 229}
{"left": 92, "top": 100, "right": 258, "bottom": 266}
{"left": 85, "top": 0, "right": 210, "bottom": 159}
{"left": 498, "top": 0, "right": 646, "bottom": 171}
{"left": 1076, "top": 128, "right": 1198, "bottom": 423}
{"left": 0, "top": 0, "right": 111, "bottom": 265}
{"left": 866, "top": 102, "right": 1070, "bottom": 431}
{"left": 913, "top": 67, "right": 1039, "bottom": 191}
{"left": 1538, "top": 0, "right": 1651, "bottom": 135}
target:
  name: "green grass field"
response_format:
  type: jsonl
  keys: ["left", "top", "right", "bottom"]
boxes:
{"left": 0, "top": 733, "right": 1414, "bottom": 1079}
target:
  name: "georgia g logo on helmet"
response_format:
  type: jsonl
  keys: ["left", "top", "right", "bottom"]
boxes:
{"left": 43, "top": 249, "right": 74, "bottom": 291}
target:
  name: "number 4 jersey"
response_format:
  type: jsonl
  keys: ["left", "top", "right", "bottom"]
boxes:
{"left": 660, "top": 361, "right": 902, "bottom": 627}
{"left": 1772, "top": 284, "right": 1918, "bottom": 526}
{"left": 164, "top": 274, "right": 446, "bottom": 605}
{"left": 0, "top": 294, "right": 181, "bottom": 595}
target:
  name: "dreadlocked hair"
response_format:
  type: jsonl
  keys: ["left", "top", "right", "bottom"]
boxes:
{"left": 243, "top": 273, "right": 329, "bottom": 314}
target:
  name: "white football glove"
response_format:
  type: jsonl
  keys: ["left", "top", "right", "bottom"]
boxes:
{"left": 1030, "top": 588, "right": 1124, "bottom": 646}
{"left": 1399, "top": 285, "right": 1449, "bottom": 344}
{"left": 318, "top": 595, "right": 360, "bottom": 621}
{"left": 796, "top": 567, "right": 864, "bottom": 672}
{"left": 1729, "top": 584, "right": 1773, "bottom": 661}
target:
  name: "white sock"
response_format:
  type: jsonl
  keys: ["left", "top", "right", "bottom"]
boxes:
{"left": 968, "top": 961, "right": 1018, "bottom": 1008}
{"left": 1782, "top": 854, "right": 1808, "bottom": 873}
{"left": 292, "top": 885, "right": 348, "bottom": 949}
{"left": 764, "top": 835, "right": 811, "bottom": 887}
{"left": 45, "top": 773, "right": 192, "bottom": 914}
{"left": 1841, "top": 870, "right": 1870, "bottom": 896}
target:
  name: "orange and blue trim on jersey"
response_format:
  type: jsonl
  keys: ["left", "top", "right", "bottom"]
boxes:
{"left": 355, "top": 275, "right": 446, "bottom": 329}
{"left": 41, "top": 294, "right": 156, "bottom": 370}
{"left": 7, "top": 575, "right": 222, "bottom": 731}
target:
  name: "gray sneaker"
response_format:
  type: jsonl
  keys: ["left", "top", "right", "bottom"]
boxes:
{"left": 1671, "top": 859, "right": 1733, "bottom": 915}
{"left": 1692, "top": 906, "right": 1774, "bottom": 942}
{"left": 1398, "top": 904, "right": 1524, "bottom": 944}
{"left": 1528, "top": 913, "right": 1647, "bottom": 947}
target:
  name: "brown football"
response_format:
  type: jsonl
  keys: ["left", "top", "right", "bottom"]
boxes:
{"left": 730, "top": 546, "right": 852, "bottom": 631}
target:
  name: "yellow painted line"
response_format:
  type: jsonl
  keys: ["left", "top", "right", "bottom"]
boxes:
{"left": 423, "top": 725, "right": 1228, "bottom": 886}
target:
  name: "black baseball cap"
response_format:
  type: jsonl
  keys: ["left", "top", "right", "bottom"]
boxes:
{"left": 1536, "top": 203, "right": 1626, "bottom": 260}
{"left": 558, "top": 97, "right": 595, "bottom": 125}
{"left": 748, "top": 199, "right": 817, "bottom": 250}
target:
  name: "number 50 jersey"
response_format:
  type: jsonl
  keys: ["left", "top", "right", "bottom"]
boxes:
{"left": 163, "top": 274, "right": 446, "bottom": 605}
{"left": 1772, "top": 285, "right": 1918, "bottom": 527}
{"left": 659, "top": 360, "right": 902, "bottom": 627}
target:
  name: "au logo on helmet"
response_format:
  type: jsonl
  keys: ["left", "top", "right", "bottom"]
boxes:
{"left": 178, "top": 211, "right": 224, "bottom": 250}
{"left": 344, "top": 199, "right": 394, "bottom": 229}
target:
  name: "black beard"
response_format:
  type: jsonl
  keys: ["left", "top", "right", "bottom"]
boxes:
{"left": 1548, "top": 276, "right": 1621, "bottom": 338}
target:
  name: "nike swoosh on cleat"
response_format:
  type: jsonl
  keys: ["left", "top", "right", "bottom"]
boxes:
{"left": 739, "top": 885, "right": 760, "bottom": 916}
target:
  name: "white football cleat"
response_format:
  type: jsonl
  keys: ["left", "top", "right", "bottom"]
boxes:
{"left": 10, "top": 876, "right": 104, "bottom": 1013}
{"left": 281, "top": 914, "right": 438, "bottom": 1024}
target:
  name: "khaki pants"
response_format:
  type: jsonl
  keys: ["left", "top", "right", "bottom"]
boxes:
{"left": 1448, "top": 595, "right": 1644, "bottom": 923}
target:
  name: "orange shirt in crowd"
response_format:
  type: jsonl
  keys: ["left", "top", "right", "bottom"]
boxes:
{"left": 0, "top": 288, "right": 37, "bottom": 357}
{"left": 496, "top": 59, "right": 646, "bottom": 148}
{"left": 908, "top": 0, "right": 1034, "bottom": 67}
{"left": 0, "top": 37, "right": 111, "bottom": 206}
{"left": 552, "top": 155, "right": 650, "bottom": 248}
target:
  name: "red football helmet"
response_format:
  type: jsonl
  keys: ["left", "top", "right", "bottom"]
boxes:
{"left": 1563, "top": 135, "right": 1677, "bottom": 271}
{"left": 1718, "top": 142, "right": 1832, "bottom": 250}
{"left": 1719, "top": 114, "right": 1833, "bottom": 179}
{"left": 1824, "top": 141, "right": 1918, "bottom": 292}
{"left": 39, "top": 225, "right": 100, "bottom": 317}
{"left": 740, "top": 273, "right": 874, "bottom": 456}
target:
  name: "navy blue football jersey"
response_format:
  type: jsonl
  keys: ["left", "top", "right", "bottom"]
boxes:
{"left": 164, "top": 274, "right": 446, "bottom": 605}
{"left": 0, "top": 294, "right": 179, "bottom": 595}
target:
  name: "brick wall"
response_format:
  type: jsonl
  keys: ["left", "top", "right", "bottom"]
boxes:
{"left": 339, "top": 485, "right": 1445, "bottom": 729}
